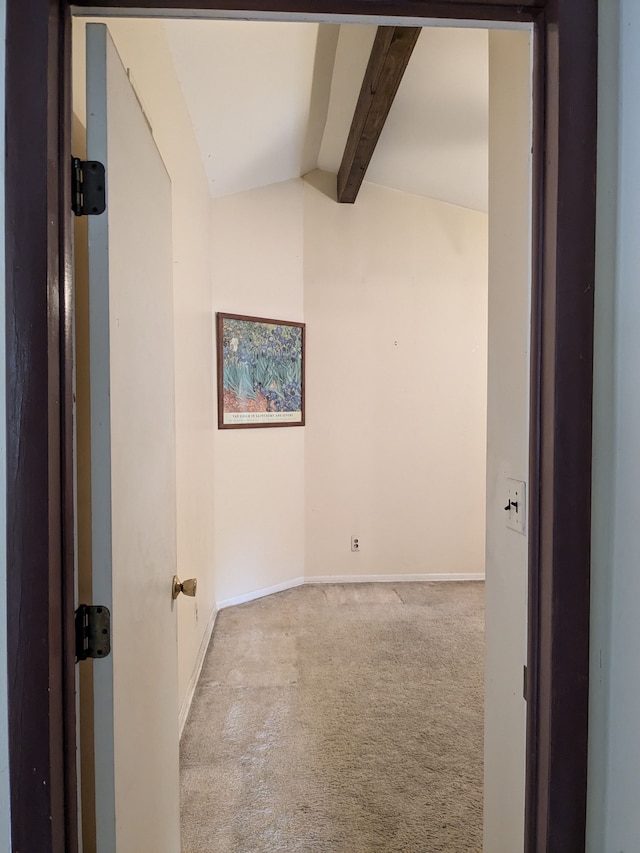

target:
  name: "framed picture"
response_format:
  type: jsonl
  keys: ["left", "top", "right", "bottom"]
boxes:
{"left": 216, "top": 313, "right": 305, "bottom": 429}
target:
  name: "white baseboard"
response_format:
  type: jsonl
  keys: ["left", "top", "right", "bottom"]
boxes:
{"left": 216, "top": 576, "right": 305, "bottom": 610}
{"left": 305, "top": 573, "right": 485, "bottom": 584}
{"left": 179, "top": 604, "right": 218, "bottom": 739}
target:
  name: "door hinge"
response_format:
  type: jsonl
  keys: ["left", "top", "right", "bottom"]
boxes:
{"left": 71, "top": 156, "right": 106, "bottom": 216}
{"left": 75, "top": 604, "right": 111, "bottom": 661}
{"left": 523, "top": 664, "right": 529, "bottom": 702}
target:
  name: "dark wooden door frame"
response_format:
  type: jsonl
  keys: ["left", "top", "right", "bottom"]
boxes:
{"left": 5, "top": 1, "right": 597, "bottom": 851}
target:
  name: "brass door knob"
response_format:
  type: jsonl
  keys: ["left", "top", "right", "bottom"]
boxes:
{"left": 172, "top": 576, "right": 198, "bottom": 600}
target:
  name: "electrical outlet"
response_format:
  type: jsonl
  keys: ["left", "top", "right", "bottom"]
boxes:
{"left": 351, "top": 536, "right": 360, "bottom": 552}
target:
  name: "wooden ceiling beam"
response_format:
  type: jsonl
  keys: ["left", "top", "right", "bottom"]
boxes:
{"left": 337, "top": 26, "right": 421, "bottom": 203}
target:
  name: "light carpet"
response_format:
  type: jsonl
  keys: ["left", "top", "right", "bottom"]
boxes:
{"left": 180, "top": 582, "right": 484, "bottom": 852}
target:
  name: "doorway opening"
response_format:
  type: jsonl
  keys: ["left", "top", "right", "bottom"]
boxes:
{"left": 71, "top": 13, "right": 533, "bottom": 851}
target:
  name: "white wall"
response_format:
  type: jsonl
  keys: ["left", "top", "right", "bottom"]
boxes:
{"left": 211, "top": 179, "right": 306, "bottom": 606}
{"left": 303, "top": 171, "right": 488, "bottom": 581}
{"left": 0, "top": 2, "right": 10, "bottom": 848}
{"left": 587, "top": 1, "right": 640, "bottom": 849}
{"left": 72, "top": 18, "right": 215, "bottom": 716}
{"left": 483, "top": 29, "right": 531, "bottom": 853}
{"left": 586, "top": 1, "right": 619, "bottom": 847}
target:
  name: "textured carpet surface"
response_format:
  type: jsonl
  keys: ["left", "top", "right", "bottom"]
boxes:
{"left": 180, "top": 582, "right": 484, "bottom": 852}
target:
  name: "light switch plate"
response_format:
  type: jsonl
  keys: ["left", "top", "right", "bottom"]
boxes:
{"left": 506, "top": 478, "right": 526, "bottom": 534}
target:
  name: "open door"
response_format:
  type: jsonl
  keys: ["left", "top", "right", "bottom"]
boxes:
{"left": 84, "top": 23, "right": 181, "bottom": 851}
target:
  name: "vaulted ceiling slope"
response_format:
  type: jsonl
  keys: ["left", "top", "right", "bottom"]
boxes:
{"left": 165, "top": 20, "right": 488, "bottom": 212}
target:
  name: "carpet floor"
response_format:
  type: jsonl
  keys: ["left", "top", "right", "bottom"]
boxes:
{"left": 180, "top": 582, "right": 484, "bottom": 852}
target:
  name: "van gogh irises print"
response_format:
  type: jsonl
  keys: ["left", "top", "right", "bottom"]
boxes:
{"left": 216, "top": 313, "right": 305, "bottom": 428}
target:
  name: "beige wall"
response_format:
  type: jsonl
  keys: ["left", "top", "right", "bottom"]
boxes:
{"left": 72, "top": 18, "right": 216, "bottom": 720}
{"left": 483, "top": 29, "right": 532, "bottom": 852}
{"left": 210, "top": 180, "right": 306, "bottom": 606}
{"left": 303, "top": 171, "right": 488, "bottom": 581}
{"left": 210, "top": 174, "right": 488, "bottom": 603}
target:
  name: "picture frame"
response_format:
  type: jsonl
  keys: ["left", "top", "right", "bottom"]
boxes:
{"left": 216, "top": 313, "right": 305, "bottom": 429}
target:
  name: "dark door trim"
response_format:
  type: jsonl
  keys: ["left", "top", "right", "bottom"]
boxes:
{"left": 5, "top": 2, "right": 77, "bottom": 851}
{"left": 4, "top": 1, "right": 597, "bottom": 851}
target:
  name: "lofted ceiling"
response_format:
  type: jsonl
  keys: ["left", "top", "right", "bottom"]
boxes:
{"left": 165, "top": 19, "right": 488, "bottom": 212}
